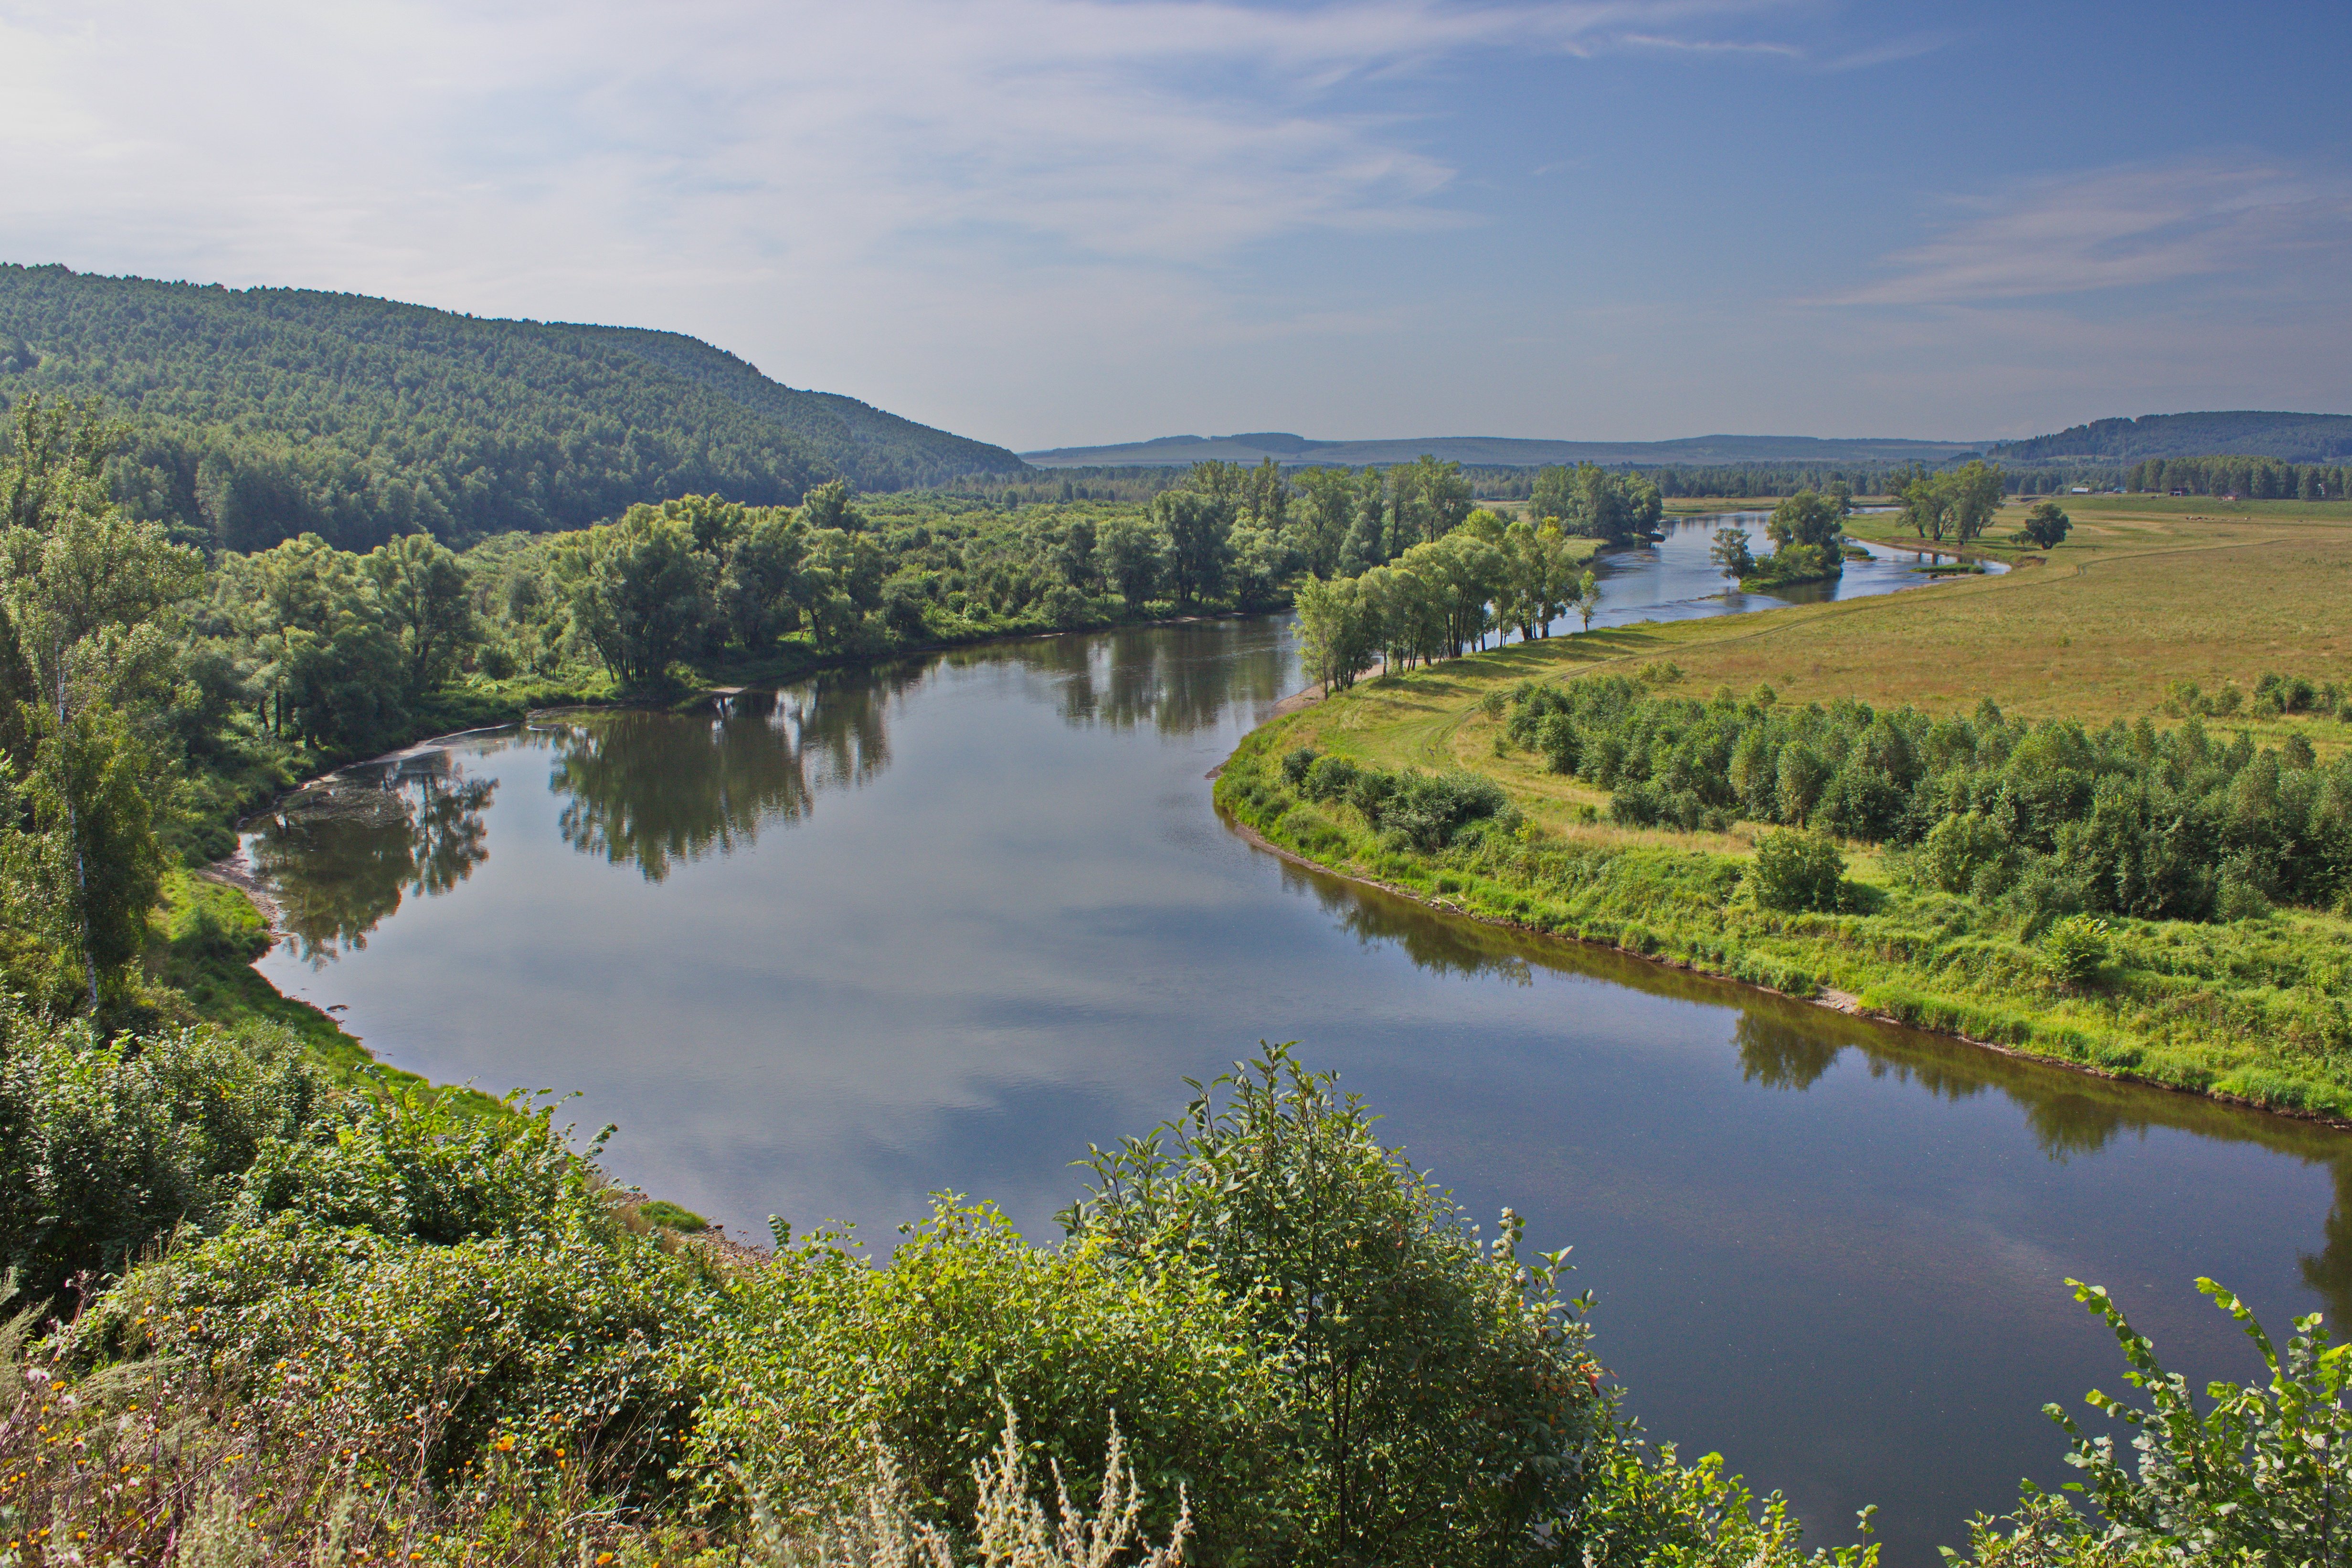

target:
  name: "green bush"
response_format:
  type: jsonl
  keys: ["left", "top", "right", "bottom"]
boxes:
{"left": 0, "top": 1004, "right": 324, "bottom": 1301}
{"left": 1751, "top": 830, "right": 1845, "bottom": 912}
{"left": 235, "top": 1084, "right": 607, "bottom": 1246}
{"left": 1067, "top": 1045, "right": 1611, "bottom": 1566}
{"left": 695, "top": 1198, "right": 1278, "bottom": 1557}
{"left": 1974, "top": 1279, "right": 2352, "bottom": 1567}
{"left": 80, "top": 1207, "right": 721, "bottom": 1504}
{"left": 2041, "top": 915, "right": 2111, "bottom": 986}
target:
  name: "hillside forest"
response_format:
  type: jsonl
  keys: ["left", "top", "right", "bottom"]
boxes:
{"left": 0, "top": 265, "right": 1026, "bottom": 553}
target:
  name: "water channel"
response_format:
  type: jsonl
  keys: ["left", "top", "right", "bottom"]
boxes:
{"left": 244, "top": 515, "right": 2327, "bottom": 1563}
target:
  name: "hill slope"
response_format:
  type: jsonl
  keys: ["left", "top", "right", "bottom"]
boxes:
{"left": 0, "top": 265, "right": 1024, "bottom": 550}
{"left": 1989, "top": 411, "right": 2352, "bottom": 465}
{"left": 1022, "top": 431, "right": 1984, "bottom": 468}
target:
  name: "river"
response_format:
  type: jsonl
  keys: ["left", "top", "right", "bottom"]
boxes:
{"left": 244, "top": 515, "right": 2324, "bottom": 1564}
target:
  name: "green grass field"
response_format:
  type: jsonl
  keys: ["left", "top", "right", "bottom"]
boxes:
{"left": 1222, "top": 496, "right": 2352, "bottom": 1121}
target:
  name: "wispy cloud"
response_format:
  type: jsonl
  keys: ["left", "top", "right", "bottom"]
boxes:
{"left": 1838, "top": 159, "right": 2352, "bottom": 306}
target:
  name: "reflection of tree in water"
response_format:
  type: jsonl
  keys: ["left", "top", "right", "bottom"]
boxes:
{"left": 550, "top": 671, "right": 909, "bottom": 881}
{"left": 1280, "top": 861, "right": 1533, "bottom": 985}
{"left": 1735, "top": 1013, "right": 1842, "bottom": 1091}
{"left": 250, "top": 755, "right": 495, "bottom": 964}
{"left": 1037, "top": 623, "right": 1291, "bottom": 736}
{"left": 2301, "top": 1164, "right": 2352, "bottom": 1329}
{"left": 1266, "top": 836, "right": 2352, "bottom": 1313}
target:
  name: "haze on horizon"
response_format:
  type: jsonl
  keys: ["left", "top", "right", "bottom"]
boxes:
{"left": 3, "top": 0, "right": 2347, "bottom": 453}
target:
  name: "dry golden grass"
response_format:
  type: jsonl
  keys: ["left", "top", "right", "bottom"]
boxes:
{"left": 1271, "top": 496, "right": 2352, "bottom": 873}
{"left": 1299, "top": 497, "right": 2352, "bottom": 767}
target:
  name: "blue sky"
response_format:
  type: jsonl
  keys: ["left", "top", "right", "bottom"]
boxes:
{"left": 3, "top": 0, "right": 2347, "bottom": 447}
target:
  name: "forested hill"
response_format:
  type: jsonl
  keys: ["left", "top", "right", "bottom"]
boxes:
{"left": 1024, "top": 431, "right": 1982, "bottom": 468}
{"left": 0, "top": 264, "right": 1026, "bottom": 551}
{"left": 1989, "top": 411, "right": 2352, "bottom": 465}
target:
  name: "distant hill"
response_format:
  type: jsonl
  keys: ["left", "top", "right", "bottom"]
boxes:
{"left": 0, "top": 264, "right": 1025, "bottom": 551}
{"left": 1022, "top": 432, "right": 1986, "bottom": 469}
{"left": 1988, "top": 412, "right": 2352, "bottom": 466}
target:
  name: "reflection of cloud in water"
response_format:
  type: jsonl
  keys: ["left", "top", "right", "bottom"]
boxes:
{"left": 248, "top": 750, "right": 497, "bottom": 964}
{"left": 1266, "top": 829, "right": 2352, "bottom": 1315}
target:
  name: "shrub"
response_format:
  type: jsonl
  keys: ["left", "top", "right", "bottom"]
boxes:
{"left": 0, "top": 1005, "right": 326, "bottom": 1302}
{"left": 2041, "top": 915, "right": 2110, "bottom": 986}
{"left": 1067, "top": 1045, "right": 1611, "bottom": 1567}
{"left": 79, "top": 1207, "right": 720, "bottom": 1505}
{"left": 235, "top": 1083, "right": 608, "bottom": 1246}
{"left": 696, "top": 1198, "right": 1274, "bottom": 1556}
{"left": 1918, "top": 811, "right": 2010, "bottom": 896}
{"left": 1281, "top": 745, "right": 1319, "bottom": 786}
{"left": 2020, "top": 1279, "right": 2352, "bottom": 1566}
{"left": 1750, "top": 830, "right": 1844, "bottom": 912}
{"left": 1301, "top": 753, "right": 1360, "bottom": 802}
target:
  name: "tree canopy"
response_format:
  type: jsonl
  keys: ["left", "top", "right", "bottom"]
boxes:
{"left": 0, "top": 265, "right": 1026, "bottom": 554}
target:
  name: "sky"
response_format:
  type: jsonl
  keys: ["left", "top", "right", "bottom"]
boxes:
{"left": 3, "top": 0, "right": 2349, "bottom": 450}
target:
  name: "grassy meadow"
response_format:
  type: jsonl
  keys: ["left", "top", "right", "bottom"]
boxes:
{"left": 1221, "top": 495, "right": 2352, "bottom": 1119}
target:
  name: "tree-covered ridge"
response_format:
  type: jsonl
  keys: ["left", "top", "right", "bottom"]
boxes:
{"left": 0, "top": 265, "right": 1025, "bottom": 553}
{"left": 1992, "top": 411, "right": 2352, "bottom": 466}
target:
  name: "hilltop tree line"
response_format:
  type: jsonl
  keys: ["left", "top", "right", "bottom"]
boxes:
{"left": 2126, "top": 455, "right": 2348, "bottom": 500}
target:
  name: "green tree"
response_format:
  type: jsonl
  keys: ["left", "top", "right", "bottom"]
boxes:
{"left": 1240, "top": 456, "right": 1290, "bottom": 528}
{"left": 1293, "top": 467, "right": 1356, "bottom": 577}
{"left": 1155, "top": 490, "right": 1233, "bottom": 610}
{"left": 1948, "top": 460, "right": 2005, "bottom": 542}
{"left": 1572, "top": 569, "right": 1602, "bottom": 632}
{"left": 1766, "top": 491, "right": 1842, "bottom": 550}
{"left": 26, "top": 702, "right": 167, "bottom": 1008}
{"left": 1710, "top": 526, "right": 1755, "bottom": 579}
{"left": 1388, "top": 455, "right": 1473, "bottom": 552}
{"left": 799, "top": 478, "right": 867, "bottom": 533}
{"left": 719, "top": 508, "right": 809, "bottom": 647}
{"left": 1345, "top": 466, "right": 1390, "bottom": 573}
{"left": 1227, "top": 521, "right": 1289, "bottom": 614}
{"left": 800, "top": 528, "right": 889, "bottom": 653}
{"left": 2019, "top": 500, "right": 2072, "bottom": 550}
{"left": 1536, "top": 464, "right": 1659, "bottom": 545}
{"left": 215, "top": 534, "right": 407, "bottom": 750}
{"left": 562, "top": 515, "right": 714, "bottom": 686}
{"left": 1294, "top": 574, "right": 1380, "bottom": 693}
{"left": 1066, "top": 1046, "right": 1610, "bottom": 1567}
{"left": 364, "top": 532, "right": 476, "bottom": 696}
{"left": 1099, "top": 514, "right": 1167, "bottom": 609}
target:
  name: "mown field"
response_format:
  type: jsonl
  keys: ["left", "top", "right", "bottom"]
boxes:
{"left": 1222, "top": 496, "right": 2352, "bottom": 1119}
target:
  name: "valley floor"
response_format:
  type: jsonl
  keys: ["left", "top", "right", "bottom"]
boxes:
{"left": 1218, "top": 496, "right": 2352, "bottom": 1121}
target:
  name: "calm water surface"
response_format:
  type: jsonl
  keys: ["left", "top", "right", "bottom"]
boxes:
{"left": 249, "top": 521, "right": 2329, "bottom": 1564}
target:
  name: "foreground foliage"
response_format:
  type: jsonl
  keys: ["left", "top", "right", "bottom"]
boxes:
{"left": 3, "top": 1009, "right": 2340, "bottom": 1566}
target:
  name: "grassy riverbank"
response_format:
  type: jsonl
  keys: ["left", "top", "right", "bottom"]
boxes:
{"left": 1220, "top": 496, "right": 2352, "bottom": 1120}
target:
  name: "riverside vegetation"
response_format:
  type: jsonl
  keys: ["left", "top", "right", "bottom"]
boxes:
{"left": 1220, "top": 492, "right": 2352, "bottom": 1121}
{"left": 8, "top": 1016, "right": 2347, "bottom": 1568}
{"left": 8, "top": 377, "right": 2352, "bottom": 1561}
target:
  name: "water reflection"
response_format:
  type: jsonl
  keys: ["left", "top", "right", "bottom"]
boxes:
{"left": 1736, "top": 1014, "right": 1841, "bottom": 1091}
{"left": 1023, "top": 623, "right": 1291, "bottom": 735}
{"left": 1267, "top": 836, "right": 2352, "bottom": 1321}
{"left": 247, "top": 750, "right": 497, "bottom": 963}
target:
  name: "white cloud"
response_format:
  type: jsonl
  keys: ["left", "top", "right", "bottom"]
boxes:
{"left": 1838, "top": 159, "right": 2352, "bottom": 306}
{"left": 0, "top": 0, "right": 1921, "bottom": 444}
